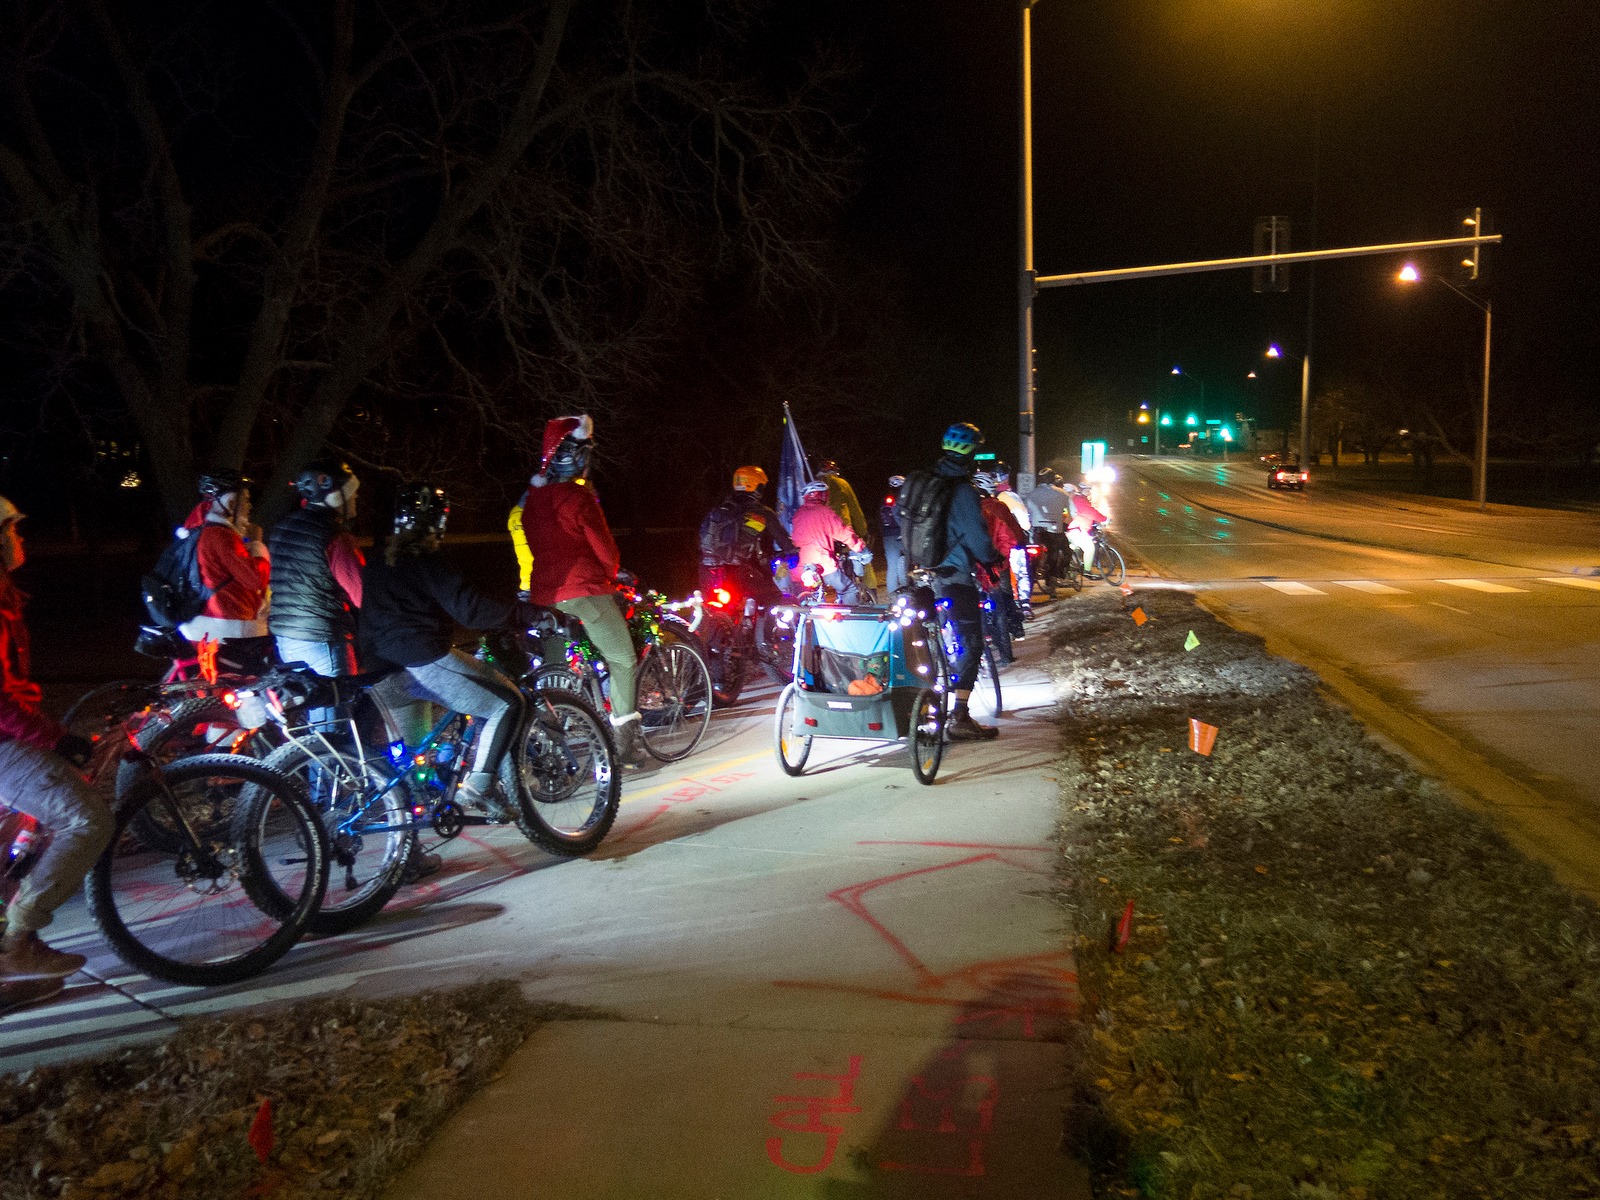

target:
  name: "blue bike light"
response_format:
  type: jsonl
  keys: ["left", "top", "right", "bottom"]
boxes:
{"left": 387, "top": 740, "right": 407, "bottom": 766}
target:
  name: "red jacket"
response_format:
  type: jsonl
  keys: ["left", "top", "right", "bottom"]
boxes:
{"left": 791, "top": 498, "right": 864, "bottom": 576}
{"left": 980, "top": 497, "right": 1027, "bottom": 555}
{"left": 1068, "top": 493, "right": 1108, "bottom": 532}
{"left": 180, "top": 519, "right": 271, "bottom": 642}
{"left": 0, "top": 574, "right": 65, "bottom": 749}
{"left": 519, "top": 480, "right": 621, "bottom": 604}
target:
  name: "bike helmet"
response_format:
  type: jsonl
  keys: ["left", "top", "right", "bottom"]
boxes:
{"left": 940, "top": 422, "right": 983, "bottom": 457}
{"left": 294, "top": 458, "right": 354, "bottom": 503}
{"left": 732, "top": 465, "right": 768, "bottom": 493}
{"left": 1036, "top": 467, "right": 1059, "bottom": 487}
{"left": 0, "top": 495, "right": 23, "bottom": 527}
{"left": 198, "top": 469, "right": 248, "bottom": 500}
{"left": 972, "top": 471, "right": 999, "bottom": 496}
{"left": 541, "top": 414, "right": 594, "bottom": 483}
{"left": 801, "top": 480, "right": 830, "bottom": 499}
{"left": 393, "top": 484, "right": 450, "bottom": 536}
{"left": 888, "top": 474, "right": 906, "bottom": 489}
{"left": 814, "top": 458, "right": 839, "bottom": 477}
{"left": 993, "top": 461, "right": 1012, "bottom": 486}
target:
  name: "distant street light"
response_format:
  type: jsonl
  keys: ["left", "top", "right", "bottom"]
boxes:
{"left": 1262, "top": 343, "right": 1311, "bottom": 466}
{"left": 1397, "top": 260, "right": 1493, "bottom": 510}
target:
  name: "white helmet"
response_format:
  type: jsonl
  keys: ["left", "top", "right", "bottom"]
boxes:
{"left": 1061, "top": 482, "right": 1080, "bottom": 494}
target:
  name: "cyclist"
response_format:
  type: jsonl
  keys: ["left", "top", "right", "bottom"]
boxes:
{"left": 814, "top": 459, "right": 877, "bottom": 592}
{"left": 362, "top": 485, "right": 534, "bottom": 820}
{"left": 698, "top": 466, "right": 795, "bottom": 608}
{"left": 177, "top": 470, "right": 273, "bottom": 672}
{"left": 515, "top": 415, "right": 646, "bottom": 765}
{"left": 973, "top": 471, "right": 1026, "bottom": 664}
{"left": 268, "top": 459, "right": 364, "bottom": 678}
{"left": 880, "top": 475, "right": 907, "bottom": 593}
{"left": 991, "top": 463, "right": 1033, "bottom": 616}
{"left": 0, "top": 495, "right": 111, "bottom": 992}
{"left": 1064, "top": 482, "right": 1109, "bottom": 578}
{"left": 1022, "top": 468, "right": 1071, "bottom": 594}
{"left": 897, "top": 423, "right": 1003, "bottom": 741}
{"left": 792, "top": 480, "right": 868, "bottom": 602}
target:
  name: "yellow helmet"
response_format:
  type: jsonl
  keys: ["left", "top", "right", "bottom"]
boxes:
{"left": 732, "top": 465, "right": 768, "bottom": 493}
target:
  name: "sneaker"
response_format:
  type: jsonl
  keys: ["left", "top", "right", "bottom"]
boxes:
{"left": 456, "top": 775, "right": 514, "bottom": 822}
{"left": 945, "top": 710, "right": 999, "bottom": 742}
{"left": 400, "top": 850, "right": 444, "bottom": 885}
{"left": 0, "top": 934, "right": 88, "bottom": 981}
{"left": 1, "top": 976, "right": 66, "bottom": 1016}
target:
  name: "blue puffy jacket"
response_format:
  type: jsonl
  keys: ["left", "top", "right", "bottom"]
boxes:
{"left": 932, "top": 458, "right": 999, "bottom": 581}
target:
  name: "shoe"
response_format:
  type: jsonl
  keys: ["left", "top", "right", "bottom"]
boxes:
{"left": 945, "top": 710, "right": 999, "bottom": 742}
{"left": 400, "top": 850, "right": 444, "bottom": 885}
{"left": 456, "top": 773, "right": 513, "bottom": 822}
{"left": 0, "top": 933, "right": 88, "bottom": 981}
{"left": 612, "top": 718, "right": 651, "bottom": 769}
{"left": 1, "top": 976, "right": 66, "bottom": 1016}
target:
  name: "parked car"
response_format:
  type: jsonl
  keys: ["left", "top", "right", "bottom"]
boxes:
{"left": 1267, "top": 462, "right": 1308, "bottom": 490}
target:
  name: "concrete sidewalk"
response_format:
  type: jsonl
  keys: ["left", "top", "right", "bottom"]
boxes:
{"left": 383, "top": 621, "right": 1089, "bottom": 1199}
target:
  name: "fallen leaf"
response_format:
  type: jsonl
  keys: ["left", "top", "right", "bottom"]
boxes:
{"left": 1254, "top": 865, "right": 1269, "bottom": 875}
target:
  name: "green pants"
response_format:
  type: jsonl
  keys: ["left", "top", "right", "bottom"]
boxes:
{"left": 556, "top": 594, "right": 637, "bottom": 721}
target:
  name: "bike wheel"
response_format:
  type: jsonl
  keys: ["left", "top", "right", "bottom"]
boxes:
{"left": 635, "top": 634, "right": 713, "bottom": 762}
{"left": 115, "top": 696, "right": 262, "bottom": 853}
{"left": 701, "top": 610, "right": 746, "bottom": 709}
{"left": 1098, "top": 544, "right": 1127, "bottom": 586}
{"left": 760, "top": 610, "right": 796, "bottom": 685}
{"left": 969, "top": 642, "right": 1003, "bottom": 721}
{"left": 257, "top": 739, "right": 414, "bottom": 935}
{"left": 88, "top": 754, "right": 328, "bottom": 986}
{"left": 64, "top": 680, "right": 163, "bottom": 790}
{"left": 503, "top": 690, "right": 620, "bottom": 856}
{"left": 908, "top": 688, "right": 944, "bottom": 785}
{"left": 774, "top": 683, "right": 812, "bottom": 776}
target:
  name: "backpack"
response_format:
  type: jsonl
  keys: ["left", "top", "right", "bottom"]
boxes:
{"left": 699, "top": 500, "right": 741, "bottom": 566}
{"left": 140, "top": 528, "right": 212, "bottom": 628}
{"left": 899, "top": 471, "right": 961, "bottom": 571}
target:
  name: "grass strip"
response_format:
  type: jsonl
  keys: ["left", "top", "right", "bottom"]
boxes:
{"left": 1049, "top": 586, "right": 1600, "bottom": 1199}
{"left": 0, "top": 980, "right": 591, "bottom": 1199}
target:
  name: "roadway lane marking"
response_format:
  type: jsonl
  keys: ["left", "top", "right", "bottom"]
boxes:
{"left": 1439, "top": 579, "right": 1528, "bottom": 593}
{"left": 1540, "top": 577, "right": 1600, "bottom": 591}
{"left": 1261, "top": 581, "right": 1326, "bottom": 595}
{"left": 1429, "top": 602, "right": 1473, "bottom": 616}
{"left": 1333, "top": 580, "right": 1408, "bottom": 595}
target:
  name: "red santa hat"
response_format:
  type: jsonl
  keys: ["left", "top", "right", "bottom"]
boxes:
{"left": 540, "top": 414, "right": 593, "bottom": 472}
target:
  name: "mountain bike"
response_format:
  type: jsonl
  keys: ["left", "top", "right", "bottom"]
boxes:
{"left": 85, "top": 750, "right": 328, "bottom": 986}
{"left": 528, "top": 577, "right": 713, "bottom": 763}
{"left": 1069, "top": 524, "right": 1126, "bottom": 587}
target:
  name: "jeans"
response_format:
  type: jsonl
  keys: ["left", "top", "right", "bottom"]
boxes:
{"left": 275, "top": 637, "right": 358, "bottom": 730}
{"left": 882, "top": 537, "right": 905, "bottom": 595}
{"left": 373, "top": 649, "right": 523, "bottom": 777}
{"left": 0, "top": 739, "right": 113, "bottom": 936}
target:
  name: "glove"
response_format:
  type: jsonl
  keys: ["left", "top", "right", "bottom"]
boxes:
{"left": 55, "top": 732, "right": 95, "bottom": 768}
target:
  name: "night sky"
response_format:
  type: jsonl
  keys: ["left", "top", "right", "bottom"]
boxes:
{"left": 835, "top": 0, "right": 1600, "bottom": 472}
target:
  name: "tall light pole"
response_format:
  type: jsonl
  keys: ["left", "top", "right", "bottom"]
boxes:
{"left": 1267, "top": 342, "right": 1312, "bottom": 466}
{"left": 1398, "top": 256, "right": 1493, "bottom": 509}
{"left": 1018, "top": 0, "right": 1037, "bottom": 484}
{"left": 1170, "top": 365, "right": 1206, "bottom": 425}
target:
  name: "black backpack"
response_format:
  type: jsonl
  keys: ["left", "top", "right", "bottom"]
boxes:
{"left": 699, "top": 499, "right": 742, "bottom": 566}
{"left": 899, "top": 471, "right": 960, "bottom": 571}
{"left": 140, "top": 529, "right": 212, "bottom": 628}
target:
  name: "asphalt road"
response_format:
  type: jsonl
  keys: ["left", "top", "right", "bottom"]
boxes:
{"left": 5, "top": 617, "right": 1090, "bottom": 1198}
{"left": 1108, "top": 456, "right": 1600, "bottom": 895}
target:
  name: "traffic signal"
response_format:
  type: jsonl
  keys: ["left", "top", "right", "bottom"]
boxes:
{"left": 1460, "top": 207, "right": 1484, "bottom": 282}
{"left": 1185, "top": 414, "right": 1198, "bottom": 427}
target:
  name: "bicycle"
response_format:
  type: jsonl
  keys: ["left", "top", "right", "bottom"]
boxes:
{"left": 1070, "top": 525, "right": 1126, "bottom": 587}
{"left": 529, "top": 577, "right": 713, "bottom": 763}
{"left": 218, "top": 649, "right": 621, "bottom": 933}
{"left": 84, "top": 749, "right": 329, "bottom": 986}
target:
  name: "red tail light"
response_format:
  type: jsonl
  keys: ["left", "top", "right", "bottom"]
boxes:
{"left": 221, "top": 690, "right": 241, "bottom": 709}
{"left": 711, "top": 588, "right": 732, "bottom": 607}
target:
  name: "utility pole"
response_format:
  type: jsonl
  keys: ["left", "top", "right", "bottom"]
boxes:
{"left": 1018, "top": 0, "right": 1037, "bottom": 485}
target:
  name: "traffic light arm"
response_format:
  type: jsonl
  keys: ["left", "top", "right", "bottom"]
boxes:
{"left": 1037, "top": 233, "right": 1501, "bottom": 289}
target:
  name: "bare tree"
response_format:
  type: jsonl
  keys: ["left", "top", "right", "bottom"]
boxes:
{"left": 1, "top": 0, "right": 856, "bottom": 522}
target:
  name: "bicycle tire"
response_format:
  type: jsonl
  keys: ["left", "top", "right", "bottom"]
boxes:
{"left": 700, "top": 609, "right": 746, "bottom": 708}
{"left": 88, "top": 754, "right": 328, "bottom": 986}
{"left": 636, "top": 634, "right": 713, "bottom": 762}
{"left": 504, "top": 690, "right": 620, "bottom": 856}
{"left": 64, "top": 680, "right": 163, "bottom": 789}
{"left": 973, "top": 641, "right": 1003, "bottom": 721}
{"left": 908, "top": 688, "right": 945, "bottom": 785}
{"left": 774, "top": 683, "right": 812, "bottom": 776}
{"left": 255, "top": 739, "right": 414, "bottom": 935}
{"left": 1098, "top": 544, "right": 1126, "bottom": 586}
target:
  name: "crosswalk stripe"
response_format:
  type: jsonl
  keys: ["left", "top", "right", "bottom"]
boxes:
{"left": 1333, "top": 580, "right": 1408, "bottom": 594}
{"left": 1439, "top": 579, "right": 1527, "bottom": 593}
{"left": 1540, "top": 576, "right": 1600, "bottom": 591}
{"left": 1261, "top": 581, "right": 1326, "bottom": 595}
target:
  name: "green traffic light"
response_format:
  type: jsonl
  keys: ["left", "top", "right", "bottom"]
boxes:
{"left": 1185, "top": 414, "right": 1198, "bottom": 426}
{"left": 1160, "top": 414, "right": 1172, "bottom": 426}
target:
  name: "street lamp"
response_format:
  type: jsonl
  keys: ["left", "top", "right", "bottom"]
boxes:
{"left": 1264, "top": 342, "right": 1312, "bottom": 467}
{"left": 1018, "top": 0, "right": 1038, "bottom": 483}
{"left": 1397, "top": 260, "right": 1492, "bottom": 510}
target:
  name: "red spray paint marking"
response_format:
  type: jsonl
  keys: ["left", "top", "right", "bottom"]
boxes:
{"left": 1114, "top": 900, "right": 1135, "bottom": 953}
{"left": 877, "top": 1049, "right": 1000, "bottom": 1177}
{"left": 247, "top": 1098, "right": 273, "bottom": 1163}
{"left": 765, "top": 1056, "right": 863, "bottom": 1175}
{"left": 614, "top": 771, "right": 757, "bottom": 842}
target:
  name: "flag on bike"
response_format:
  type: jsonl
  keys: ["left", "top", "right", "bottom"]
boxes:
{"left": 776, "top": 402, "right": 813, "bottom": 533}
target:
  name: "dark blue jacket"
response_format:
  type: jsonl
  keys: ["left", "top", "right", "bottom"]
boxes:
{"left": 933, "top": 458, "right": 999, "bottom": 581}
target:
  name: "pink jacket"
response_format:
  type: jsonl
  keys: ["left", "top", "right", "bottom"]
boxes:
{"left": 0, "top": 574, "right": 64, "bottom": 749}
{"left": 791, "top": 498, "right": 865, "bottom": 576}
{"left": 1067, "top": 493, "right": 1107, "bottom": 533}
